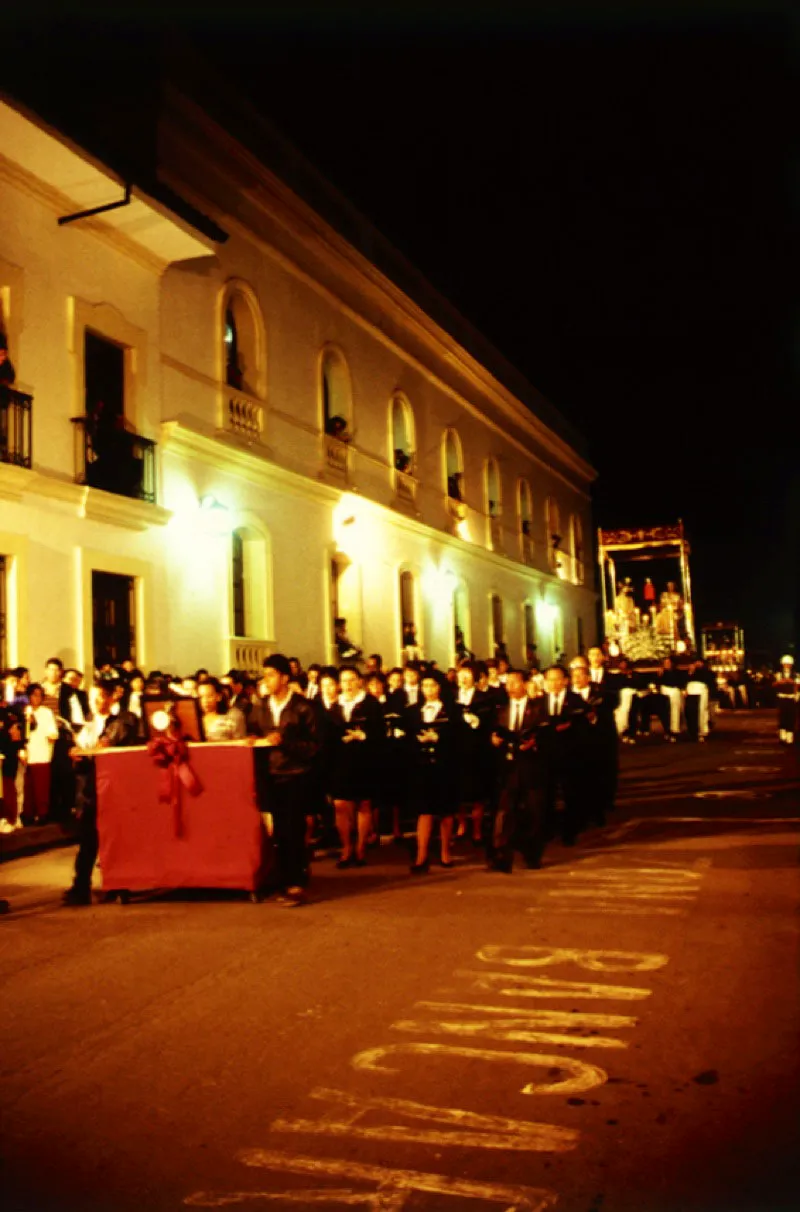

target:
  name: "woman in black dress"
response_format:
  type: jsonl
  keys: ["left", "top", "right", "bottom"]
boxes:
{"left": 453, "top": 661, "right": 494, "bottom": 844}
{"left": 327, "top": 665, "right": 382, "bottom": 867}
{"left": 406, "top": 673, "right": 458, "bottom": 873}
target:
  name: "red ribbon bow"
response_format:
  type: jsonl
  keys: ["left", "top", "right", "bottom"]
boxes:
{"left": 147, "top": 734, "right": 203, "bottom": 837}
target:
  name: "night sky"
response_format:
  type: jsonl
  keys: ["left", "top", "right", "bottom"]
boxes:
{"left": 9, "top": 3, "right": 799, "bottom": 658}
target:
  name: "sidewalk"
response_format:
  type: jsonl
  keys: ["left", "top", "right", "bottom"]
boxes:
{"left": 0, "top": 820, "right": 77, "bottom": 862}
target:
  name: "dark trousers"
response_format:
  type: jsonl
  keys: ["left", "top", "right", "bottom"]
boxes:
{"left": 72, "top": 764, "right": 99, "bottom": 894}
{"left": 543, "top": 766, "right": 583, "bottom": 844}
{"left": 49, "top": 734, "right": 76, "bottom": 823}
{"left": 263, "top": 776, "right": 311, "bottom": 890}
{"left": 634, "top": 693, "right": 669, "bottom": 735}
{"left": 492, "top": 765, "right": 546, "bottom": 868}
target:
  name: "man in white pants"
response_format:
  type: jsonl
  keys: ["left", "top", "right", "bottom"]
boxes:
{"left": 685, "top": 658, "right": 715, "bottom": 742}
{"left": 659, "top": 657, "right": 687, "bottom": 741}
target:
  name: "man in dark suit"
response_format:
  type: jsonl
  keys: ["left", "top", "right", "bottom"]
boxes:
{"left": 570, "top": 656, "right": 618, "bottom": 827}
{"left": 537, "top": 664, "right": 586, "bottom": 846}
{"left": 488, "top": 669, "right": 549, "bottom": 872}
{"left": 62, "top": 682, "right": 140, "bottom": 906}
{"left": 250, "top": 653, "right": 321, "bottom": 906}
{"left": 587, "top": 647, "right": 620, "bottom": 709}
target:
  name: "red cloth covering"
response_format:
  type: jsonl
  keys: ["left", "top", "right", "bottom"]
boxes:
{"left": 96, "top": 744, "right": 264, "bottom": 892}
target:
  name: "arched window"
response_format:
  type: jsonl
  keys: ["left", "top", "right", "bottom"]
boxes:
{"left": 321, "top": 347, "right": 352, "bottom": 438}
{"left": 230, "top": 524, "right": 271, "bottom": 639}
{"left": 221, "top": 282, "right": 264, "bottom": 398}
{"left": 399, "top": 569, "right": 419, "bottom": 652}
{"left": 570, "top": 514, "right": 585, "bottom": 585}
{"left": 491, "top": 593, "right": 505, "bottom": 656}
{"left": 444, "top": 428, "right": 464, "bottom": 502}
{"left": 545, "top": 495, "right": 563, "bottom": 576}
{"left": 523, "top": 601, "right": 536, "bottom": 663}
{"left": 485, "top": 459, "right": 501, "bottom": 517}
{"left": 454, "top": 582, "right": 471, "bottom": 662}
{"left": 390, "top": 394, "right": 415, "bottom": 473}
{"left": 485, "top": 458, "right": 502, "bottom": 551}
{"left": 518, "top": 478, "right": 534, "bottom": 564}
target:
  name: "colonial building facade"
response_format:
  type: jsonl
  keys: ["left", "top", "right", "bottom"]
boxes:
{"left": 0, "top": 79, "right": 596, "bottom": 677}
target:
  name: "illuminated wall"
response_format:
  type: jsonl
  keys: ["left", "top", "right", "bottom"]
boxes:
{"left": 0, "top": 94, "right": 597, "bottom": 676}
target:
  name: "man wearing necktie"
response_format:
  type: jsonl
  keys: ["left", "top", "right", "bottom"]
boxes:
{"left": 488, "top": 669, "right": 549, "bottom": 872}
{"left": 570, "top": 656, "right": 618, "bottom": 828}
{"left": 538, "top": 665, "right": 584, "bottom": 846}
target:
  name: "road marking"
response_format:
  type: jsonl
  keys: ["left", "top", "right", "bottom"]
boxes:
{"left": 271, "top": 1087, "right": 579, "bottom": 1153}
{"left": 456, "top": 971, "right": 654, "bottom": 1000}
{"left": 351, "top": 1042, "right": 608, "bottom": 1095}
{"left": 475, "top": 944, "right": 669, "bottom": 972}
{"left": 392, "top": 1015, "right": 628, "bottom": 1050}
{"left": 190, "top": 1152, "right": 557, "bottom": 1209}
{"left": 413, "top": 1001, "right": 638, "bottom": 1029}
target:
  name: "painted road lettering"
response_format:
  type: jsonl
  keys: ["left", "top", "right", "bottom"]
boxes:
{"left": 272, "top": 1087, "right": 578, "bottom": 1152}
{"left": 457, "top": 970, "right": 655, "bottom": 1000}
{"left": 476, "top": 944, "right": 669, "bottom": 972}
{"left": 351, "top": 1042, "right": 608, "bottom": 1096}
{"left": 217, "top": 1150, "right": 557, "bottom": 1210}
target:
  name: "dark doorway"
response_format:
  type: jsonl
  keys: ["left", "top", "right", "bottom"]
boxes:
{"left": 92, "top": 571, "right": 135, "bottom": 668}
{"left": 0, "top": 555, "right": 6, "bottom": 673}
{"left": 85, "top": 330, "right": 124, "bottom": 425}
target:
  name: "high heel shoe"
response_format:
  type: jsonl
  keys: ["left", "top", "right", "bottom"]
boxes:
{"left": 440, "top": 858, "right": 455, "bottom": 869}
{"left": 410, "top": 859, "right": 429, "bottom": 875}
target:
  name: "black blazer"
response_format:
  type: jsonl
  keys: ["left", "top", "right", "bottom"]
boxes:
{"left": 250, "top": 692, "right": 321, "bottom": 780}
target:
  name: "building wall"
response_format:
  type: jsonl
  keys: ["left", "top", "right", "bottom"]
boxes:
{"left": 0, "top": 95, "right": 597, "bottom": 679}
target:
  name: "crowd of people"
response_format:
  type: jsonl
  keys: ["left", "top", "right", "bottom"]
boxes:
{"left": 0, "top": 644, "right": 790, "bottom": 911}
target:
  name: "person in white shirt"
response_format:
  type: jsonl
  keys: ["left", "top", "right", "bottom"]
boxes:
{"left": 402, "top": 664, "right": 421, "bottom": 708}
{"left": 21, "top": 683, "right": 59, "bottom": 825}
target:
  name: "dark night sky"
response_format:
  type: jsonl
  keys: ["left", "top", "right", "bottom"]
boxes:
{"left": 9, "top": 3, "right": 799, "bottom": 657}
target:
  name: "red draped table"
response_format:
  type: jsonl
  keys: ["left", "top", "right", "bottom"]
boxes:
{"left": 95, "top": 743, "right": 266, "bottom": 895}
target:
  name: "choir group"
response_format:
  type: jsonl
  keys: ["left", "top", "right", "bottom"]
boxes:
{"left": 0, "top": 644, "right": 787, "bottom": 910}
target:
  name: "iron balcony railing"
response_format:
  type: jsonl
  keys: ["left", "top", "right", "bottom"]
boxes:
{"left": 71, "top": 417, "right": 157, "bottom": 504}
{"left": 0, "top": 386, "right": 33, "bottom": 469}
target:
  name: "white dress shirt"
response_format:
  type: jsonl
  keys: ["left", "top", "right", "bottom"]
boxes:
{"left": 341, "top": 691, "right": 365, "bottom": 723}
{"left": 269, "top": 691, "right": 294, "bottom": 727}
{"left": 509, "top": 697, "right": 526, "bottom": 731}
{"left": 549, "top": 691, "right": 566, "bottom": 715}
{"left": 421, "top": 701, "right": 442, "bottom": 724}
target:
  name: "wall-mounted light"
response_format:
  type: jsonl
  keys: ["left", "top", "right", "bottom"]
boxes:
{"left": 199, "top": 494, "right": 227, "bottom": 513}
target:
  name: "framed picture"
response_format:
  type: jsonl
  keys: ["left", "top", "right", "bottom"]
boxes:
{"left": 142, "top": 697, "right": 203, "bottom": 742}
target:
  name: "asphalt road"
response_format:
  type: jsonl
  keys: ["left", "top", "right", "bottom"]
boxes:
{"left": 1, "top": 709, "right": 798, "bottom": 1212}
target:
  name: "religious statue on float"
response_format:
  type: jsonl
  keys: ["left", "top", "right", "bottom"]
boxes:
{"left": 655, "top": 580, "right": 684, "bottom": 642}
{"left": 615, "top": 578, "right": 637, "bottom": 635}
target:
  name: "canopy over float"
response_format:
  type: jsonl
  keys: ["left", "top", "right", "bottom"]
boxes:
{"left": 597, "top": 521, "right": 695, "bottom": 661}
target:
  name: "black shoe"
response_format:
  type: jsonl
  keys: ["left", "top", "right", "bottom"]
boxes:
{"left": 62, "top": 887, "right": 92, "bottom": 907}
{"left": 352, "top": 857, "right": 367, "bottom": 868}
{"left": 410, "top": 860, "right": 429, "bottom": 875}
{"left": 336, "top": 856, "right": 354, "bottom": 869}
{"left": 0, "top": 899, "right": 10, "bottom": 915}
{"left": 392, "top": 835, "right": 406, "bottom": 846}
{"left": 561, "top": 835, "right": 577, "bottom": 848}
{"left": 440, "top": 859, "right": 455, "bottom": 869}
{"left": 487, "top": 859, "right": 512, "bottom": 874}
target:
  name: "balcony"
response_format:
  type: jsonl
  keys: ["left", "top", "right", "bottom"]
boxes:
{"left": 229, "top": 637, "right": 271, "bottom": 674}
{"left": 394, "top": 468, "right": 418, "bottom": 509}
{"left": 322, "top": 431, "right": 353, "bottom": 480}
{"left": 225, "top": 391, "right": 264, "bottom": 442}
{"left": 72, "top": 416, "right": 157, "bottom": 504}
{"left": 0, "top": 386, "right": 32, "bottom": 468}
